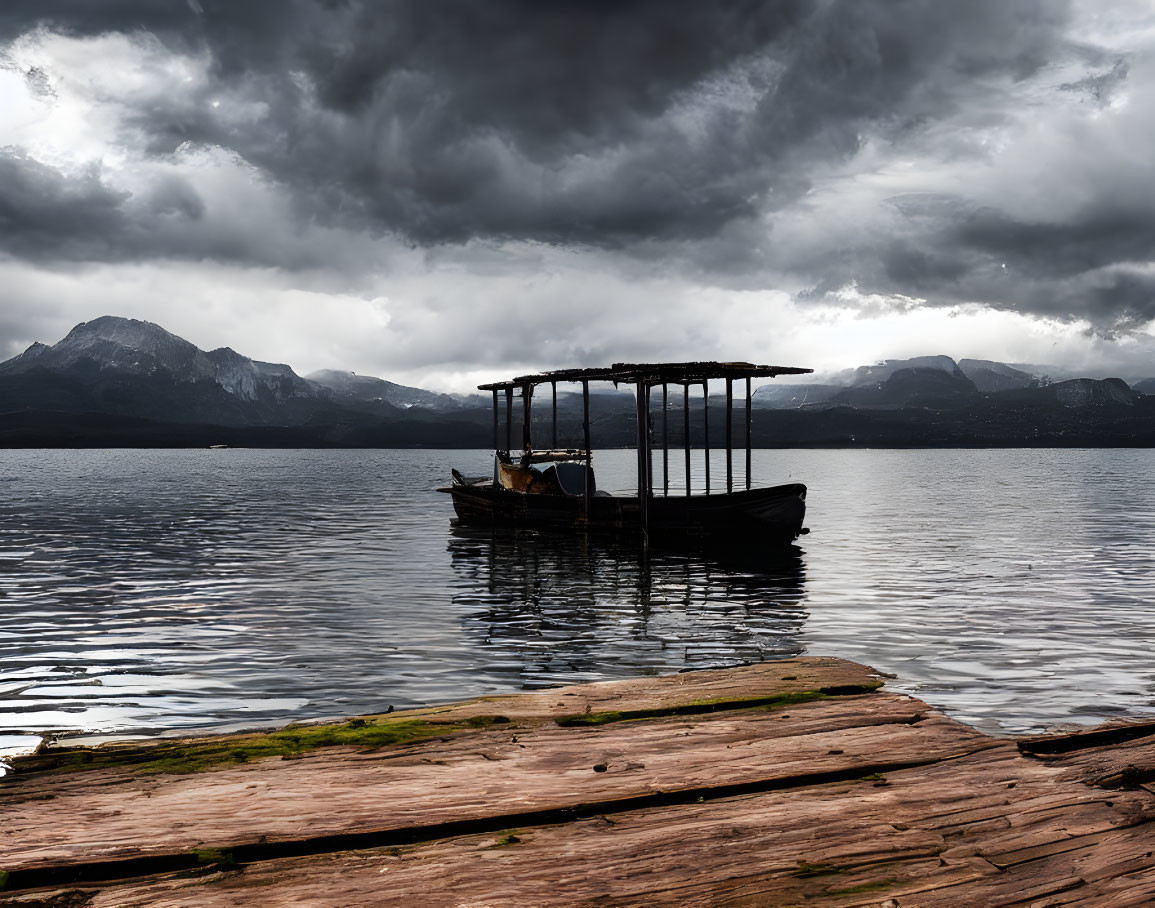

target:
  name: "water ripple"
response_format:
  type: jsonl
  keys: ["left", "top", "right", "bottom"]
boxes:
{"left": 1, "top": 448, "right": 1153, "bottom": 754}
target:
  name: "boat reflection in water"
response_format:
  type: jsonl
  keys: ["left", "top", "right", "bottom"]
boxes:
{"left": 448, "top": 524, "right": 808, "bottom": 690}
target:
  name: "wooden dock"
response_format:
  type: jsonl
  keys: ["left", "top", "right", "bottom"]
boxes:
{"left": 5, "top": 657, "right": 1155, "bottom": 906}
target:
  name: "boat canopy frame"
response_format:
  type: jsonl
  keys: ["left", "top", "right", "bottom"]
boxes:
{"left": 478, "top": 361, "right": 812, "bottom": 547}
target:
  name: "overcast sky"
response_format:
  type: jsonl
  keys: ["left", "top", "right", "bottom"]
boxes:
{"left": 2, "top": 1, "right": 1155, "bottom": 391}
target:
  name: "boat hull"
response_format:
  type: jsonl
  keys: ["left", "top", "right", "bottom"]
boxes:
{"left": 441, "top": 483, "right": 807, "bottom": 546}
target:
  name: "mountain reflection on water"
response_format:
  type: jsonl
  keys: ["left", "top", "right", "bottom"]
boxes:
{"left": 449, "top": 525, "right": 807, "bottom": 688}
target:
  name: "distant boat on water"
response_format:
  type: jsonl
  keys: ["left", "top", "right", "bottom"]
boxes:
{"left": 440, "top": 362, "right": 812, "bottom": 549}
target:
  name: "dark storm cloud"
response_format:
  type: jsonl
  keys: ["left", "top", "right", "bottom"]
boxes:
{"left": 0, "top": 149, "right": 212, "bottom": 262}
{"left": 168, "top": 0, "right": 815, "bottom": 246}
{"left": 952, "top": 207, "right": 1155, "bottom": 329}
{"left": 954, "top": 207, "right": 1155, "bottom": 283}
{"left": 1078, "top": 272, "right": 1155, "bottom": 335}
{"left": 11, "top": 0, "right": 1155, "bottom": 337}
{"left": 797, "top": 194, "right": 1155, "bottom": 335}
{"left": 207, "top": 0, "right": 1066, "bottom": 248}
{"left": 0, "top": 0, "right": 1071, "bottom": 243}
{"left": 0, "top": 149, "right": 361, "bottom": 271}
{"left": 0, "top": 151, "right": 130, "bottom": 260}
{"left": 0, "top": 1, "right": 202, "bottom": 51}
{"left": 815, "top": 154, "right": 1155, "bottom": 334}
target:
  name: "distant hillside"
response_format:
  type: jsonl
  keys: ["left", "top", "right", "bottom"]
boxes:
{"left": 0, "top": 317, "right": 325, "bottom": 427}
{"left": 831, "top": 366, "right": 978, "bottom": 410}
{"left": 757, "top": 355, "right": 1037, "bottom": 410}
{"left": 2, "top": 317, "right": 1154, "bottom": 447}
{"left": 751, "top": 383, "right": 844, "bottom": 409}
{"left": 306, "top": 369, "right": 475, "bottom": 411}
{"left": 998, "top": 377, "right": 1142, "bottom": 408}
{"left": 958, "top": 359, "right": 1037, "bottom": 392}
{"left": 0, "top": 316, "right": 473, "bottom": 436}
{"left": 830, "top": 355, "right": 961, "bottom": 387}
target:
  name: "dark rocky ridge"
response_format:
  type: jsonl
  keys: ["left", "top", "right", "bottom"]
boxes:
{"left": 1, "top": 318, "right": 1153, "bottom": 447}
{"left": 0, "top": 316, "right": 444, "bottom": 430}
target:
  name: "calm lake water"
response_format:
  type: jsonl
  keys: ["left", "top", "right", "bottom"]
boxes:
{"left": 2, "top": 447, "right": 1154, "bottom": 758}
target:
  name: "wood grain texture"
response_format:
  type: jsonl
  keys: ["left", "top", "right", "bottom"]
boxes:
{"left": 4, "top": 658, "right": 1155, "bottom": 907}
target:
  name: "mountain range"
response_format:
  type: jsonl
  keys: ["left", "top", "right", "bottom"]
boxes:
{"left": 752, "top": 355, "right": 1143, "bottom": 409}
{"left": 1, "top": 316, "right": 1154, "bottom": 447}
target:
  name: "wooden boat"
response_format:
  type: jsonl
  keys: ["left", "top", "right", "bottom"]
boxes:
{"left": 439, "top": 362, "right": 812, "bottom": 549}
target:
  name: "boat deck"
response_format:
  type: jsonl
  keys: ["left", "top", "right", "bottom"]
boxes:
{"left": 5, "top": 658, "right": 1155, "bottom": 905}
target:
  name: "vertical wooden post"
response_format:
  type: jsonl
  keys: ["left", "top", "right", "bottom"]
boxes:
{"left": 725, "top": 376, "right": 733, "bottom": 495}
{"left": 522, "top": 383, "right": 533, "bottom": 454}
{"left": 683, "top": 382, "right": 691, "bottom": 497}
{"left": 491, "top": 389, "right": 499, "bottom": 453}
{"left": 551, "top": 381, "right": 557, "bottom": 450}
{"left": 745, "top": 377, "right": 752, "bottom": 491}
{"left": 504, "top": 387, "right": 513, "bottom": 454}
{"left": 635, "top": 380, "right": 650, "bottom": 550}
{"left": 661, "top": 382, "right": 669, "bottom": 497}
{"left": 645, "top": 383, "right": 653, "bottom": 498}
{"left": 582, "top": 380, "right": 591, "bottom": 522}
{"left": 703, "top": 380, "right": 710, "bottom": 496}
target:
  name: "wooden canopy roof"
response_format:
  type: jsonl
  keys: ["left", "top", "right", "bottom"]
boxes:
{"left": 477, "top": 361, "right": 812, "bottom": 392}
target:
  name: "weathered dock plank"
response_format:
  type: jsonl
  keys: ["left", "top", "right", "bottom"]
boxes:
{"left": 1, "top": 659, "right": 906, "bottom": 875}
{"left": 4, "top": 657, "right": 1155, "bottom": 906}
{"left": 22, "top": 748, "right": 1155, "bottom": 907}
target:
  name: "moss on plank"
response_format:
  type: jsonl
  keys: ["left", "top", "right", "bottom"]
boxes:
{"left": 134, "top": 713, "right": 518, "bottom": 774}
{"left": 191, "top": 848, "right": 235, "bottom": 867}
{"left": 792, "top": 861, "right": 846, "bottom": 878}
{"left": 19, "top": 715, "right": 474, "bottom": 777}
{"left": 132, "top": 718, "right": 448, "bottom": 774}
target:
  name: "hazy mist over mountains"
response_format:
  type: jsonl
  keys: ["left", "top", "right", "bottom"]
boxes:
{"left": 1, "top": 316, "right": 1154, "bottom": 448}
